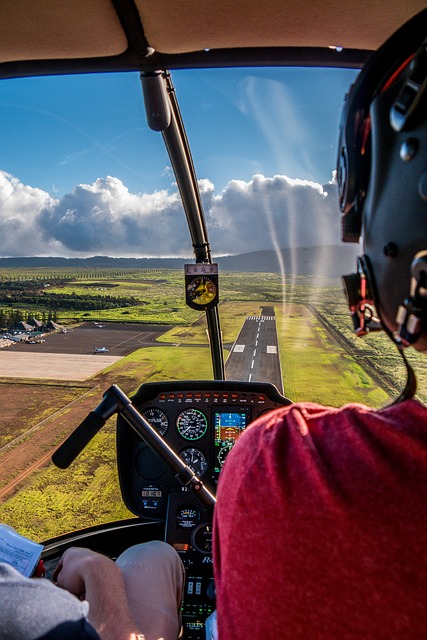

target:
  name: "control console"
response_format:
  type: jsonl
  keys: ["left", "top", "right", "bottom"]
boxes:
{"left": 116, "top": 380, "right": 291, "bottom": 639}
{"left": 117, "top": 380, "right": 290, "bottom": 519}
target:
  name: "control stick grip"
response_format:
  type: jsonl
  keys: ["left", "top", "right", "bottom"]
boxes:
{"left": 52, "top": 411, "right": 105, "bottom": 469}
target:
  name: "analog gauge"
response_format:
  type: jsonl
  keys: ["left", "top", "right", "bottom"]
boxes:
{"left": 186, "top": 275, "right": 218, "bottom": 307}
{"left": 191, "top": 523, "right": 213, "bottom": 555}
{"left": 141, "top": 407, "right": 169, "bottom": 436}
{"left": 176, "top": 408, "right": 208, "bottom": 441}
{"left": 181, "top": 447, "right": 208, "bottom": 477}
{"left": 176, "top": 505, "right": 201, "bottom": 530}
{"left": 217, "top": 444, "right": 232, "bottom": 468}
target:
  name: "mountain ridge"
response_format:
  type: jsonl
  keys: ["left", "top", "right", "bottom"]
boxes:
{"left": 0, "top": 245, "right": 359, "bottom": 277}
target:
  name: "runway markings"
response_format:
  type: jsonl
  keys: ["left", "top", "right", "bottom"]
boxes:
{"left": 248, "top": 316, "right": 276, "bottom": 321}
{"left": 233, "top": 344, "right": 277, "bottom": 355}
{"left": 233, "top": 344, "right": 245, "bottom": 352}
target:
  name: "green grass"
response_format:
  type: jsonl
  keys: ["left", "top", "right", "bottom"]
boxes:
{"left": 157, "top": 301, "right": 263, "bottom": 345}
{"left": 0, "top": 426, "right": 132, "bottom": 541}
{"left": 0, "top": 269, "right": 201, "bottom": 325}
{"left": 0, "top": 269, "right": 292, "bottom": 324}
{"left": 99, "top": 345, "right": 217, "bottom": 393}
{"left": 277, "top": 304, "right": 390, "bottom": 406}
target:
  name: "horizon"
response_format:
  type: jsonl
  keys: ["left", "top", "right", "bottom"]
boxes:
{"left": 0, "top": 242, "right": 358, "bottom": 260}
{"left": 0, "top": 244, "right": 360, "bottom": 281}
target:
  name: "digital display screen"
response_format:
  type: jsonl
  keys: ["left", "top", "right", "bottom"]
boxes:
{"left": 213, "top": 410, "right": 249, "bottom": 480}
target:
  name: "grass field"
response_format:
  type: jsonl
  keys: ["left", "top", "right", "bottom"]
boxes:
{"left": 0, "top": 426, "right": 133, "bottom": 540}
{"left": 0, "top": 383, "right": 88, "bottom": 448}
{"left": 277, "top": 304, "right": 389, "bottom": 406}
{"left": 1, "top": 270, "right": 427, "bottom": 540}
{"left": 1, "top": 269, "right": 199, "bottom": 325}
{"left": 0, "top": 268, "right": 287, "bottom": 325}
{"left": 158, "top": 301, "right": 265, "bottom": 345}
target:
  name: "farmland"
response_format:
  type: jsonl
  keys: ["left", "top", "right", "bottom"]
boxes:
{"left": 0, "top": 267, "right": 426, "bottom": 541}
{"left": 0, "top": 268, "right": 199, "bottom": 325}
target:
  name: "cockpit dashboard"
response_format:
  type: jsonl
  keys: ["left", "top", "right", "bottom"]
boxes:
{"left": 117, "top": 380, "right": 291, "bottom": 520}
{"left": 116, "top": 381, "right": 291, "bottom": 638}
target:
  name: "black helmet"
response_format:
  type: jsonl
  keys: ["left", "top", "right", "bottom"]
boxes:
{"left": 337, "top": 9, "right": 427, "bottom": 350}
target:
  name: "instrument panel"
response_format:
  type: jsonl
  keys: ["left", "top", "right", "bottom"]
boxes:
{"left": 116, "top": 381, "right": 290, "bottom": 639}
{"left": 116, "top": 380, "right": 291, "bottom": 519}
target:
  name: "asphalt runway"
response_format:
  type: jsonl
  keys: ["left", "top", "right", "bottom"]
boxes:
{"left": 225, "top": 310, "right": 283, "bottom": 394}
{"left": 5, "top": 322, "right": 172, "bottom": 357}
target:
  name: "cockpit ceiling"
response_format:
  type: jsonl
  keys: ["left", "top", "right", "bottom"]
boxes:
{"left": 136, "top": 0, "right": 425, "bottom": 53}
{"left": 0, "top": 0, "right": 425, "bottom": 75}
{"left": 0, "top": 0, "right": 127, "bottom": 62}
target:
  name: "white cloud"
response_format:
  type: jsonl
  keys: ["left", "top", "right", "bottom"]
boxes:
{"left": 0, "top": 170, "right": 341, "bottom": 257}
{"left": 0, "top": 171, "right": 60, "bottom": 256}
{"left": 161, "top": 165, "right": 173, "bottom": 177}
{"left": 205, "top": 173, "right": 340, "bottom": 254}
{"left": 198, "top": 178, "right": 215, "bottom": 194}
{"left": 38, "top": 175, "right": 190, "bottom": 255}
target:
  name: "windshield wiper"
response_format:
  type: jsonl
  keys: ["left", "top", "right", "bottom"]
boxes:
{"left": 141, "top": 70, "right": 224, "bottom": 380}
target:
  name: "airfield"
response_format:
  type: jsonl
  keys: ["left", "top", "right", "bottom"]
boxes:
{"left": 0, "top": 322, "right": 171, "bottom": 381}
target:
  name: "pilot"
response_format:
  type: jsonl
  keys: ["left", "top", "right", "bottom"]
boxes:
{"left": 214, "top": 9, "right": 427, "bottom": 640}
{"left": 0, "top": 540, "right": 185, "bottom": 640}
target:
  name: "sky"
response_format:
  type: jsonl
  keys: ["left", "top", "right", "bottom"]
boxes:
{"left": 0, "top": 66, "right": 358, "bottom": 258}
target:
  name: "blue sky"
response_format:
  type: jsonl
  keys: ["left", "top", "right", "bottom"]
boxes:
{"left": 0, "top": 66, "right": 358, "bottom": 257}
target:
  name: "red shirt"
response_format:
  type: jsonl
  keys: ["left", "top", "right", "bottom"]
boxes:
{"left": 214, "top": 400, "right": 427, "bottom": 639}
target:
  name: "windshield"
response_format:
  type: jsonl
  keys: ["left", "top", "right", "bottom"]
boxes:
{"left": 0, "top": 66, "right": 425, "bottom": 541}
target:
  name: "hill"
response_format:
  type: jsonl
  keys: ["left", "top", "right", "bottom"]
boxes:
{"left": 0, "top": 244, "right": 360, "bottom": 277}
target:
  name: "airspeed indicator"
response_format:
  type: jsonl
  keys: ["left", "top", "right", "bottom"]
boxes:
{"left": 176, "top": 408, "right": 208, "bottom": 441}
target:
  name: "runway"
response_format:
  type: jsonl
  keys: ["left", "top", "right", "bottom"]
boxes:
{"left": 225, "top": 308, "right": 283, "bottom": 393}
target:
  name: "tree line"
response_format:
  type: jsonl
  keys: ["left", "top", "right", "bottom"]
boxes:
{"left": 0, "top": 308, "right": 58, "bottom": 328}
{"left": 0, "top": 291, "right": 140, "bottom": 311}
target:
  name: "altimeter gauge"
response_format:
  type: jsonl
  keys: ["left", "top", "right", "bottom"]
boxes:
{"left": 185, "top": 263, "right": 219, "bottom": 310}
{"left": 181, "top": 447, "right": 208, "bottom": 477}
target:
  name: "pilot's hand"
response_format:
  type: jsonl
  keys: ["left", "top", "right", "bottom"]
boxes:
{"left": 53, "top": 547, "right": 139, "bottom": 639}
{"left": 53, "top": 547, "right": 117, "bottom": 600}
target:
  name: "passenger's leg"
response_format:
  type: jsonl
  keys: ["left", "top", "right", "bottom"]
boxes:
{"left": 116, "top": 540, "right": 185, "bottom": 640}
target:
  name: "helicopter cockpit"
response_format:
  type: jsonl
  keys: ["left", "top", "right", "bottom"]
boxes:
{"left": 0, "top": 2, "right": 426, "bottom": 639}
